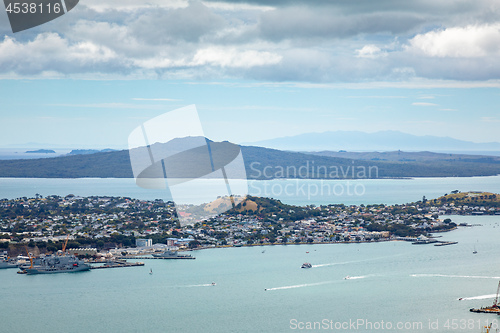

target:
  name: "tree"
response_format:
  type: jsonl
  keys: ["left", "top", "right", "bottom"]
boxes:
{"left": 189, "top": 240, "right": 201, "bottom": 249}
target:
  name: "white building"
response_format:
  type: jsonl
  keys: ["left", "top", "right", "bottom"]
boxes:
{"left": 135, "top": 238, "right": 152, "bottom": 247}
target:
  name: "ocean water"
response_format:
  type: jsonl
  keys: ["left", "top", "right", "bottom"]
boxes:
{"left": 1, "top": 215, "right": 500, "bottom": 332}
{"left": 1, "top": 175, "right": 500, "bottom": 206}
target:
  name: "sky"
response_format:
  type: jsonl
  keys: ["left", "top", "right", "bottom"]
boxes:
{"left": 0, "top": 0, "right": 500, "bottom": 148}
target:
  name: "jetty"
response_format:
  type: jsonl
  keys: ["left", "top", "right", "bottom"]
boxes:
{"left": 89, "top": 261, "right": 144, "bottom": 270}
{"left": 117, "top": 256, "right": 195, "bottom": 260}
{"left": 434, "top": 241, "right": 458, "bottom": 246}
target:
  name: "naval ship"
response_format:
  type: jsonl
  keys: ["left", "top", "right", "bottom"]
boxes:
{"left": 18, "top": 253, "right": 90, "bottom": 274}
{"left": 151, "top": 250, "right": 195, "bottom": 259}
{"left": 0, "top": 255, "right": 17, "bottom": 269}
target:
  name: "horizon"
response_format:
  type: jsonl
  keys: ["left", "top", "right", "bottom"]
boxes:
{"left": 3, "top": 129, "right": 500, "bottom": 150}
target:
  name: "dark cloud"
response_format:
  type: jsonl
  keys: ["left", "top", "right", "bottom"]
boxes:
{"left": 130, "top": 1, "right": 226, "bottom": 45}
{"left": 258, "top": 7, "right": 424, "bottom": 41}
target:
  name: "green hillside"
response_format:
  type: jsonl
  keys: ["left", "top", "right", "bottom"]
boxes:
{"left": 0, "top": 142, "right": 499, "bottom": 179}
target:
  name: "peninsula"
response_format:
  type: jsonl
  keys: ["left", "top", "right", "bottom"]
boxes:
{"left": 0, "top": 191, "right": 496, "bottom": 255}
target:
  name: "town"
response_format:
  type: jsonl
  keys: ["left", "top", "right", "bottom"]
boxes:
{"left": 0, "top": 191, "right": 498, "bottom": 256}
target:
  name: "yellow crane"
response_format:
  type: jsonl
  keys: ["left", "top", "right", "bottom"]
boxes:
{"left": 61, "top": 234, "right": 69, "bottom": 253}
{"left": 24, "top": 245, "right": 33, "bottom": 269}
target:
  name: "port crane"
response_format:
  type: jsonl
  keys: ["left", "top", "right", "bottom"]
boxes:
{"left": 493, "top": 281, "right": 500, "bottom": 307}
{"left": 24, "top": 245, "right": 33, "bottom": 269}
{"left": 61, "top": 234, "right": 69, "bottom": 254}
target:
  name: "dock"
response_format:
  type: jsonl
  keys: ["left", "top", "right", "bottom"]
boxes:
{"left": 434, "top": 241, "right": 458, "bottom": 246}
{"left": 116, "top": 256, "right": 195, "bottom": 260}
{"left": 89, "top": 261, "right": 144, "bottom": 270}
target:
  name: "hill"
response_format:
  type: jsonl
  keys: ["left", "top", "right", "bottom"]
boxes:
{"left": 247, "top": 130, "right": 500, "bottom": 152}
{"left": 0, "top": 139, "right": 499, "bottom": 179}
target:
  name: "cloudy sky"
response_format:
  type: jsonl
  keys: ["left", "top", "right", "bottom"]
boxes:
{"left": 1, "top": 0, "right": 500, "bottom": 147}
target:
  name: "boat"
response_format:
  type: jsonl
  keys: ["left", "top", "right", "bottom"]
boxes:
{"left": 344, "top": 275, "right": 351, "bottom": 280}
{"left": 0, "top": 255, "right": 18, "bottom": 269}
{"left": 18, "top": 253, "right": 90, "bottom": 275}
{"left": 301, "top": 262, "right": 312, "bottom": 269}
{"left": 151, "top": 250, "right": 195, "bottom": 259}
{"left": 149, "top": 268, "right": 153, "bottom": 275}
{"left": 470, "top": 281, "right": 500, "bottom": 313}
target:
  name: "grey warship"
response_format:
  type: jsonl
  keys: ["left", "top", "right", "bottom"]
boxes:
{"left": 151, "top": 250, "right": 195, "bottom": 259}
{"left": 0, "top": 255, "right": 17, "bottom": 269}
{"left": 19, "top": 253, "right": 90, "bottom": 274}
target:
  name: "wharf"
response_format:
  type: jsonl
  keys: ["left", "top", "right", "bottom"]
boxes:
{"left": 89, "top": 261, "right": 144, "bottom": 269}
{"left": 434, "top": 241, "right": 458, "bottom": 246}
{"left": 117, "top": 256, "right": 195, "bottom": 260}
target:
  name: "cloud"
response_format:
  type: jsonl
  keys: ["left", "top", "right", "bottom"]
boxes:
{"left": 0, "top": 0, "right": 500, "bottom": 83}
{"left": 407, "top": 24, "right": 500, "bottom": 58}
{"left": 481, "top": 117, "right": 500, "bottom": 123}
{"left": 129, "top": 2, "right": 226, "bottom": 45}
{"left": 0, "top": 33, "right": 122, "bottom": 75}
{"left": 132, "top": 98, "right": 181, "bottom": 101}
{"left": 412, "top": 102, "right": 438, "bottom": 106}
{"left": 258, "top": 6, "right": 423, "bottom": 41}
{"left": 356, "top": 45, "right": 385, "bottom": 58}
{"left": 191, "top": 47, "right": 282, "bottom": 68}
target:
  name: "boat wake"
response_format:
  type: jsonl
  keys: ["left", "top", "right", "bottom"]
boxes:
{"left": 265, "top": 281, "right": 334, "bottom": 291}
{"left": 344, "top": 275, "right": 366, "bottom": 280}
{"left": 313, "top": 259, "right": 372, "bottom": 268}
{"left": 181, "top": 283, "right": 217, "bottom": 288}
{"left": 458, "top": 294, "right": 496, "bottom": 301}
{"left": 313, "top": 254, "right": 404, "bottom": 268}
{"left": 411, "top": 274, "right": 500, "bottom": 279}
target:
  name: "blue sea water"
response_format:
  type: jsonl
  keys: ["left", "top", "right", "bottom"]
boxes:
{"left": 1, "top": 177, "right": 500, "bottom": 332}
{"left": 1, "top": 175, "right": 500, "bottom": 206}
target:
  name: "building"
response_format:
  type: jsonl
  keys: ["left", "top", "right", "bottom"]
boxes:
{"left": 135, "top": 238, "right": 152, "bottom": 247}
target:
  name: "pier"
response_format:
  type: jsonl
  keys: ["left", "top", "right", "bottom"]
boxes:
{"left": 89, "top": 261, "right": 144, "bottom": 270}
{"left": 434, "top": 241, "right": 458, "bottom": 246}
{"left": 116, "top": 256, "right": 195, "bottom": 260}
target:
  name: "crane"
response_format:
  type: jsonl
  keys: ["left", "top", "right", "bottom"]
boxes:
{"left": 24, "top": 245, "right": 33, "bottom": 269}
{"left": 61, "top": 234, "right": 69, "bottom": 253}
{"left": 494, "top": 281, "right": 500, "bottom": 307}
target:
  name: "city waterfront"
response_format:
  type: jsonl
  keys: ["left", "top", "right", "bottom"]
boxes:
{"left": 1, "top": 215, "right": 500, "bottom": 332}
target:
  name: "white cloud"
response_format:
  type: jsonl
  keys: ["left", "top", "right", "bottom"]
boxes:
{"left": 83, "top": 0, "right": 188, "bottom": 12}
{"left": 356, "top": 45, "right": 385, "bottom": 58}
{"left": 191, "top": 47, "right": 282, "bottom": 68}
{"left": 1, "top": 1, "right": 500, "bottom": 82}
{"left": 133, "top": 98, "right": 181, "bottom": 101}
{"left": 407, "top": 24, "right": 500, "bottom": 58}
{"left": 0, "top": 33, "right": 120, "bottom": 74}
{"left": 412, "top": 102, "right": 438, "bottom": 106}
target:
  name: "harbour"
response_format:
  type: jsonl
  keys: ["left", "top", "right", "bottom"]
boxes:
{"left": 1, "top": 214, "right": 500, "bottom": 332}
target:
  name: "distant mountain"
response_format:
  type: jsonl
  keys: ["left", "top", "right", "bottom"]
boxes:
{"left": 246, "top": 131, "right": 500, "bottom": 152}
{"left": 1, "top": 138, "right": 500, "bottom": 179}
